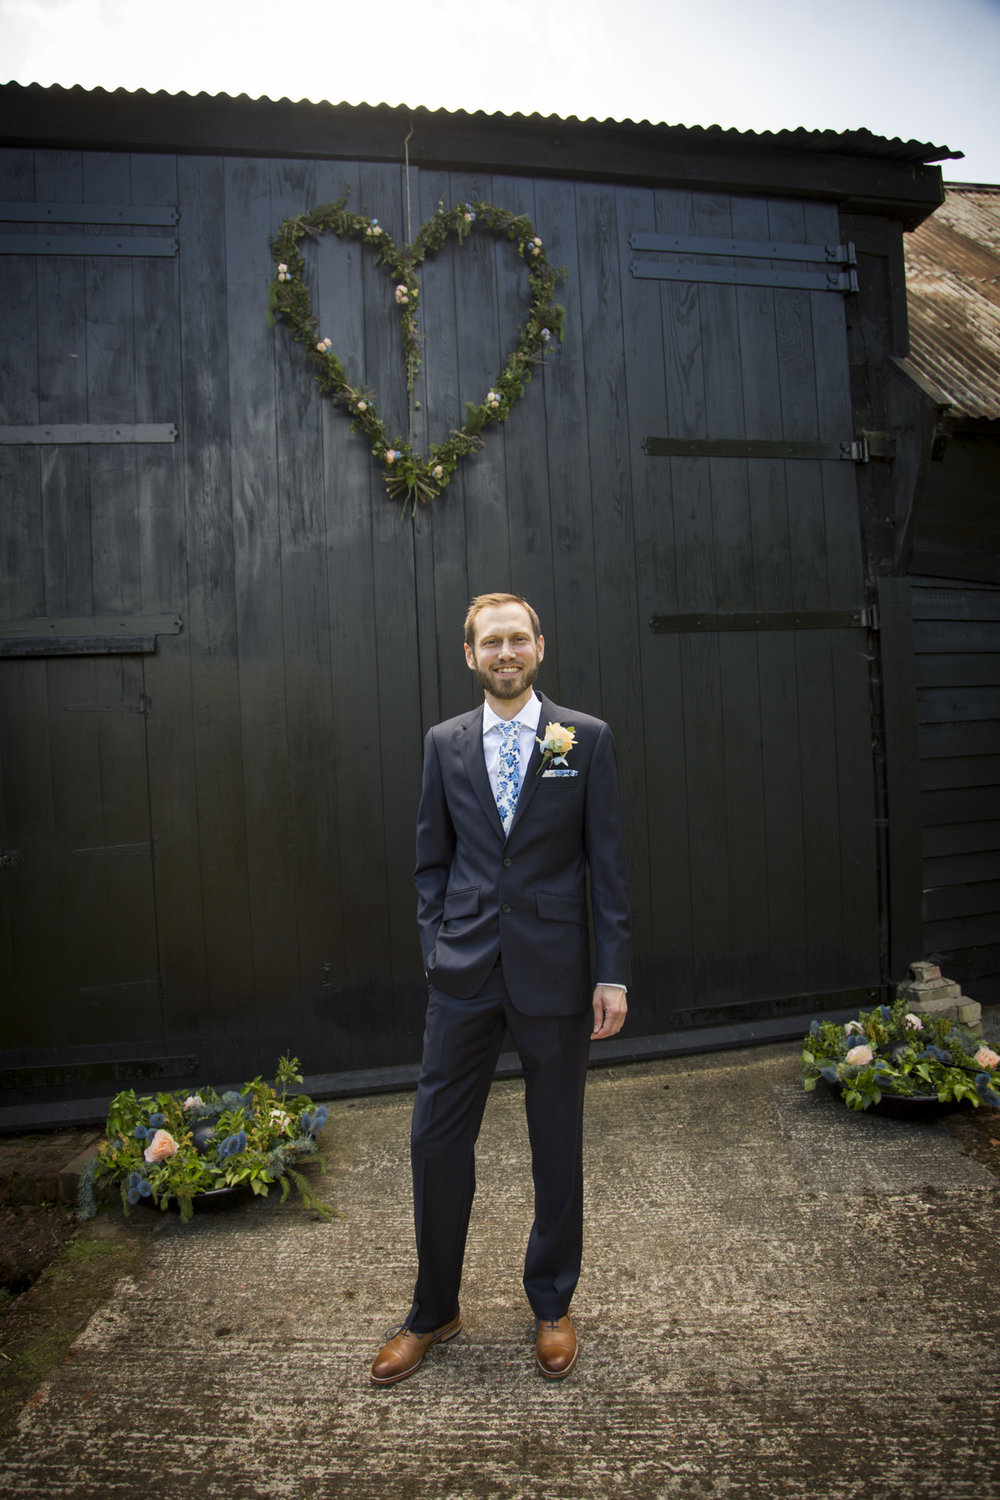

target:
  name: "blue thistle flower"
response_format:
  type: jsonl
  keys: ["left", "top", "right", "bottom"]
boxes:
{"left": 128, "top": 1171, "right": 143, "bottom": 1189}
{"left": 127, "top": 1187, "right": 140, "bottom": 1205}
{"left": 138, "top": 1178, "right": 153, "bottom": 1197}
{"left": 810, "top": 1019, "right": 822, "bottom": 1036}
{"left": 300, "top": 1111, "right": 312, "bottom": 1134}
{"left": 820, "top": 1065, "right": 839, "bottom": 1083}
{"left": 975, "top": 1073, "right": 1000, "bottom": 1106}
{"left": 134, "top": 1124, "right": 149, "bottom": 1140}
{"left": 148, "top": 1113, "right": 165, "bottom": 1128}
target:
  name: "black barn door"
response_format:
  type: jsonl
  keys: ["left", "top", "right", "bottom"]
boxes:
{"left": 619, "top": 189, "right": 882, "bottom": 1030}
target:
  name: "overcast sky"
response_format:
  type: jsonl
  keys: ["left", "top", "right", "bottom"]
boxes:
{"left": 2, "top": 0, "right": 998, "bottom": 183}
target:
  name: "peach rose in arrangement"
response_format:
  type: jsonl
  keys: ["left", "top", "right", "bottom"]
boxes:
{"left": 974, "top": 1045, "right": 999, "bottom": 1070}
{"left": 143, "top": 1129, "right": 179, "bottom": 1164}
{"left": 845, "top": 1045, "right": 874, "bottom": 1066}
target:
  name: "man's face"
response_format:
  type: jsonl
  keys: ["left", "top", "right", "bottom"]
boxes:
{"left": 465, "top": 602, "right": 544, "bottom": 704}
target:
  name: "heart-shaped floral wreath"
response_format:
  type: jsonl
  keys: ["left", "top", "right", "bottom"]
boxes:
{"left": 267, "top": 195, "right": 565, "bottom": 514}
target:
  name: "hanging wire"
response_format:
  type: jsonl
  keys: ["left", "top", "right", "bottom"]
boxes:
{"left": 404, "top": 123, "right": 415, "bottom": 440}
{"left": 404, "top": 123, "right": 414, "bottom": 244}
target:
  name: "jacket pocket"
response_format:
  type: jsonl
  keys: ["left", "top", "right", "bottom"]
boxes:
{"left": 443, "top": 887, "right": 479, "bottom": 921}
{"left": 536, "top": 890, "right": 587, "bottom": 925}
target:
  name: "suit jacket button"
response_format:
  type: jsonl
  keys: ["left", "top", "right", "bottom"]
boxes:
{"left": 502, "top": 903, "right": 512, "bottom": 913}
{"left": 503, "top": 857, "right": 512, "bottom": 867}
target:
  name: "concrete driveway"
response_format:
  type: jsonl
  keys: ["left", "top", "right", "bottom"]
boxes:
{"left": 1, "top": 1040, "right": 999, "bottom": 1499}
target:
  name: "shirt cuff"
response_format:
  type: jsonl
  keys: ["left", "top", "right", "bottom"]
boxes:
{"left": 596, "top": 982, "right": 627, "bottom": 992}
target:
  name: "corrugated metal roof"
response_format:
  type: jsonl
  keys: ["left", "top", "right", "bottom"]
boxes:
{"left": 904, "top": 185, "right": 1000, "bottom": 421}
{"left": 0, "top": 82, "right": 962, "bottom": 166}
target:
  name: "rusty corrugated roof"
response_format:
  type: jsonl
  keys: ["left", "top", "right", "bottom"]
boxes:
{"left": 904, "top": 184, "right": 1000, "bottom": 421}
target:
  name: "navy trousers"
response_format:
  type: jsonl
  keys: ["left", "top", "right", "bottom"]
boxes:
{"left": 407, "top": 963, "right": 592, "bottom": 1333}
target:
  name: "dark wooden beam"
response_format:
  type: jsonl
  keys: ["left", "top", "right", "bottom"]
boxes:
{"left": 0, "top": 84, "right": 946, "bottom": 228}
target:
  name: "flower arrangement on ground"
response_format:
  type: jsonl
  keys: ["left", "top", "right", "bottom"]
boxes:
{"left": 80, "top": 1055, "right": 333, "bottom": 1222}
{"left": 801, "top": 998, "right": 1000, "bottom": 1112}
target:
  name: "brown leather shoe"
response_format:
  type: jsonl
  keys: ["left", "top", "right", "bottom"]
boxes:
{"left": 535, "top": 1314, "right": 578, "bottom": 1379}
{"left": 370, "top": 1314, "right": 462, "bottom": 1385}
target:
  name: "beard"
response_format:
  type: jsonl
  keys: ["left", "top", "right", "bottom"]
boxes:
{"left": 470, "top": 653, "right": 540, "bottom": 699}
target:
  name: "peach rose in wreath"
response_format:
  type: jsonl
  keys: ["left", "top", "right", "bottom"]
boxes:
{"left": 144, "top": 1129, "right": 179, "bottom": 1164}
{"left": 974, "top": 1045, "right": 999, "bottom": 1070}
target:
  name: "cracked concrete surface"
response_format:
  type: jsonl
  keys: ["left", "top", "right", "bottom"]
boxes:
{"left": 1, "top": 1041, "right": 998, "bottom": 1499}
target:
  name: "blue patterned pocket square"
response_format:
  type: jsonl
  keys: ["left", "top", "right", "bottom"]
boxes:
{"left": 541, "top": 768, "right": 578, "bottom": 778}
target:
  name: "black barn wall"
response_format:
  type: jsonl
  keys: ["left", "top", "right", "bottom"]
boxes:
{"left": 1, "top": 142, "right": 896, "bottom": 1110}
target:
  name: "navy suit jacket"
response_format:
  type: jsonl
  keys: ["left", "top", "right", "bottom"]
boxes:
{"left": 414, "top": 692, "right": 631, "bottom": 1015}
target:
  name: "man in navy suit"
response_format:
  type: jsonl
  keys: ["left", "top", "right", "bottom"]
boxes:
{"left": 371, "top": 593, "right": 631, "bottom": 1384}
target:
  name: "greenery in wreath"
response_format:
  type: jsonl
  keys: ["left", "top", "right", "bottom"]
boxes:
{"left": 267, "top": 194, "right": 566, "bottom": 515}
{"left": 801, "top": 997, "right": 1000, "bottom": 1112}
{"left": 79, "top": 1055, "right": 333, "bottom": 1222}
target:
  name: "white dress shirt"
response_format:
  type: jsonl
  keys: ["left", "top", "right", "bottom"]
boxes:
{"left": 481, "top": 691, "right": 542, "bottom": 803}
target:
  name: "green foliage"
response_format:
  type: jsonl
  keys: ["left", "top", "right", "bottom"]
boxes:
{"left": 85, "top": 1059, "right": 333, "bottom": 1222}
{"left": 801, "top": 996, "right": 1000, "bottom": 1112}
{"left": 268, "top": 194, "right": 567, "bottom": 516}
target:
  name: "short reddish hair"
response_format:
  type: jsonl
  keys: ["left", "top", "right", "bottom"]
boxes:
{"left": 464, "top": 593, "right": 542, "bottom": 648}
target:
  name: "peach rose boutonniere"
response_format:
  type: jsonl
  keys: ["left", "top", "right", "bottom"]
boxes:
{"left": 535, "top": 721, "right": 576, "bottom": 776}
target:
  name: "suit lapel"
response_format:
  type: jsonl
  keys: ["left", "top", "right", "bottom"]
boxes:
{"left": 456, "top": 704, "right": 505, "bottom": 837}
{"left": 506, "top": 693, "right": 553, "bottom": 835}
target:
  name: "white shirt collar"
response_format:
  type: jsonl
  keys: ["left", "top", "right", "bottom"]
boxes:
{"left": 482, "top": 690, "right": 542, "bottom": 737}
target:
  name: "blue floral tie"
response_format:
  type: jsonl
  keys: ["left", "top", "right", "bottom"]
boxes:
{"left": 495, "top": 719, "right": 521, "bottom": 834}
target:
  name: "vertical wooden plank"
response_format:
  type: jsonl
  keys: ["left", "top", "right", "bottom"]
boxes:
{"left": 878, "top": 577, "right": 925, "bottom": 979}
{"left": 803, "top": 199, "right": 864, "bottom": 609}
{"left": 492, "top": 173, "right": 563, "bottom": 691}
{"left": 411, "top": 167, "right": 464, "bottom": 733}
{"left": 175, "top": 153, "right": 253, "bottom": 1077}
{"left": 309, "top": 158, "right": 385, "bottom": 1071}
{"left": 359, "top": 160, "right": 426, "bottom": 1059}
{"left": 654, "top": 186, "right": 714, "bottom": 615}
{"left": 224, "top": 153, "right": 299, "bottom": 1069}
{"left": 831, "top": 626, "right": 882, "bottom": 985}
{"left": 718, "top": 630, "right": 771, "bottom": 1002}
{"left": 83, "top": 150, "right": 140, "bottom": 616}
{"left": 0, "top": 147, "right": 42, "bottom": 1037}
{"left": 77, "top": 151, "right": 160, "bottom": 1031}
{"left": 0, "top": 148, "right": 43, "bottom": 617}
{"left": 730, "top": 194, "right": 792, "bottom": 612}
{"left": 130, "top": 150, "right": 201, "bottom": 1041}
{"left": 794, "top": 630, "right": 847, "bottom": 969}
{"left": 269, "top": 153, "right": 347, "bottom": 1073}
{"left": 574, "top": 179, "right": 651, "bottom": 1003}
{"left": 31, "top": 150, "right": 102, "bottom": 1038}
{"left": 618, "top": 180, "right": 693, "bottom": 1012}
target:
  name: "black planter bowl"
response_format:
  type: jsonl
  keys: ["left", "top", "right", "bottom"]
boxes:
{"left": 820, "top": 1076, "right": 971, "bottom": 1119}
{"left": 137, "top": 1182, "right": 254, "bottom": 1213}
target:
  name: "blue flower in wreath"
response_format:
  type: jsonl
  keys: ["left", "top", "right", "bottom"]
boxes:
{"left": 134, "top": 1124, "right": 150, "bottom": 1140}
{"left": 217, "top": 1131, "right": 246, "bottom": 1159}
{"left": 126, "top": 1170, "right": 153, "bottom": 1204}
{"left": 148, "top": 1113, "right": 166, "bottom": 1128}
{"left": 975, "top": 1073, "right": 1000, "bottom": 1106}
